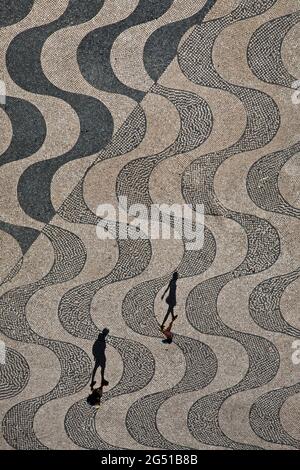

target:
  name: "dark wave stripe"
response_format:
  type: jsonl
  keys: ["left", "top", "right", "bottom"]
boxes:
{"left": 65, "top": 399, "right": 120, "bottom": 450}
{"left": 188, "top": 392, "right": 261, "bottom": 450}
{"left": 0, "top": 221, "right": 40, "bottom": 255}
{"left": 0, "top": 97, "right": 46, "bottom": 166}
{"left": 6, "top": 0, "right": 105, "bottom": 95}
{"left": 0, "top": 95, "right": 43, "bottom": 263}
{"left": 126, "top": 335, "right": 218, "bottom": 449}
{"left": 17, "top": 90, "right": 113, "bottom": 223}
{"left": 229, "top": 0, "right": 277, "bottom": 20}
{"left": 177, "top": 0, "right": 278, "bottom": 100}
{"left": 250, "top": 384, "right": 300, "bottom": 449}
{"left": 117, "top": 85, "right": 213, "bottom": 208}
{"left": 57, "top": 179, "right": 99, "bottom": 226}
{"left": 144, "top": 0, "right": 218, "bottom": 81}
{"left": 6, "top": 0, "right": 113, "bottom": 223}
{"left": 0, "top": 0, "right": 34, "bottom": 27}
{"left": 247, "top": 143, "right": 300, "bottom": 219}
{"left": 0, "top": 348, "right": 30, "bottom": 400}
{"left": 249, "top": 268, "right": 300, "bottom": 337}
{"left": 0, "top": 257, "right": 23, "bottom": 288}
{"left": 58, "top": 104, "right": 147, "bottom": 225}
{"left": 77, "top": 0, "right": 174, "bottom": 102}
{"left": 105, "top": 336, "right": 155, "bottom": 401}
{"left": 58, "top": 236, "right": 152, "bottom": 340}
{"left": 229, "top": 213, "right": 280, "bottom": 276}
{"left": 95, "top": 105, "right": 147, "bottom": 163}
{"left": 247, "top": 11, "right": 300, "bottom": 88}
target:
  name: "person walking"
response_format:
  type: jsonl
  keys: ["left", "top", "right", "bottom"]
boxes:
{"left": 160, "top": 271, "right": 178, "bottom": 330}
{"left": 90, "top": 328, "right": 109, "bottom": 390}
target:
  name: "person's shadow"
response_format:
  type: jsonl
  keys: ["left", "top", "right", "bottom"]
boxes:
{"left": 90, "top": 328, "right": 109, "bottom": 390}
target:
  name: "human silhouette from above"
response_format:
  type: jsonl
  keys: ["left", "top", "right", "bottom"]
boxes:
{"left": 90, "top": 328, "right": 109, "bottom": 390}
{"left": 160, "top": 271, "right": 178, "bottom": 330}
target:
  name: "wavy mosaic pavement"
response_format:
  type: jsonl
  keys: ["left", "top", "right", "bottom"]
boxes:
{"left": 1, "top": 0, "right": 300, "bottom": 450}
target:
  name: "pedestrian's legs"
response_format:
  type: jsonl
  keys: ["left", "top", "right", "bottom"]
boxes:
{"left": 161, "top": 306, "right": 172, "bottom": 328}
{"left": 100, "top": 362, "right": 105, "bottom": 384}
{"left": 171, "top": 307, "right": 178, "bottom": 321}
{"left": 91, "top": 361, "right": 99, "bottom": 388}
{"left": 100, "top": 360, "right": 109, "bottom": 386}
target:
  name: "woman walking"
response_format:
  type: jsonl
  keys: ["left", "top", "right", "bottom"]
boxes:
{"left": 160, "top": 271, "right": 178, "bottom": 330}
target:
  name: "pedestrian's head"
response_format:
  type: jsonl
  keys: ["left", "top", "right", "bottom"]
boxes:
{"left": 172, "top": 271, "right": 178, "bottom": 280}
{"left": 101, "top": 328, "right": 109, "bottom": 337}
